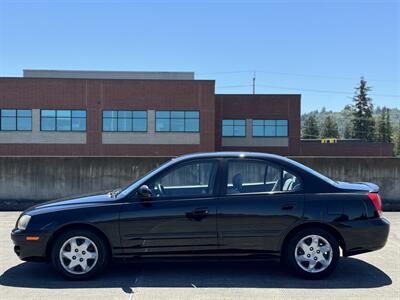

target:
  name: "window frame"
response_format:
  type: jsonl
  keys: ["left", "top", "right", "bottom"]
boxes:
{"left": 0, "top": 109, "right": 32, "bottom": 132}
{"left": 221, "top": 158, "right": 303, "bottom": 196}
{"left": 155, "top": 110, "right": 200, "bottom": 133}
{"left": 222, "top": 119, "right": 246, "bottom": 137}
{"left": 40, "top": 109, "right": 87, "bottom": 132}
{"left": 139, "top": 158, "right": 221, "bottom": 200}
{"left": 252, "top": 119, "right": 289, "bottom": 137}
{"left": 102, "top": 110, "right": 148, "bottom": 132}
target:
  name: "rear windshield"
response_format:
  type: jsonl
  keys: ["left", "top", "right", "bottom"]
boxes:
{"left": 283, "top": 157, "right": 337, "bottom": 186}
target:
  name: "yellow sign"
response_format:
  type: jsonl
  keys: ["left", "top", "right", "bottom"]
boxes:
{"left": 321, "top": 138, "right": 337, "bottom": 144}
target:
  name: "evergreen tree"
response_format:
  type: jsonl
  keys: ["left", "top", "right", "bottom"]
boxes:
{"left": 395, "top": 126, "right": 400, "bottom": 156}
{"left": 342, "top": 105, "right": 353, "bottom": 139}
{"left": 352, "top": 77, "right": 375, "bottom": 141}
{"left": 386, "top": 108, "right": 393, "bottom": 143}
{"left": 377, "top": 107, "right": 393, "bottom": 143}
{"left": 302, "top": 114, "right": 320, "bottom": 139}
{"left": 343, "top": 122, "right": 353, "bottom": 139}
{"left": 321, "top": 115, "right": 339, "bottom": 138}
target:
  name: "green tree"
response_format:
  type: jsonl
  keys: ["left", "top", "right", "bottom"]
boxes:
{"left": 343, "top": 123, "right": 353, "bottom": 139}
{"left": 342, "top": 105, "right": 353, "bottom": 139}
{"left": 394, "top": 125, "right": 400, "bottom": 156}
{"left": 321, "top": 115, "right": 339, "bottom": 138}
{"left": 386, "top": 108, "right": 393, "bottom": 143}
{"left": 352, "top": 77, "right": 375, "bottom": 141}
{"left": 302, "top": 114, "right": 320, "bottom": 139}
{"left": 377, "top": 107, "right": 393, "bottom": 143}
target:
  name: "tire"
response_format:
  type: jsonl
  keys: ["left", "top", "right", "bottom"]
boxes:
{"left": 283, "top": 227, "right": 339, "bottom": 279}
{"left": 51, "top": 228, "right": 109, "bottom": 280}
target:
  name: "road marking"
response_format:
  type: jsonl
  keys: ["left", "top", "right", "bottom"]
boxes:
{"left": 128, "top": 288, "right": 134, "bottom": 300}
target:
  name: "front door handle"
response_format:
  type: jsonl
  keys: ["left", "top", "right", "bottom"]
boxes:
{"left": 186, "top": 207, "right": 209, "bottom": 221}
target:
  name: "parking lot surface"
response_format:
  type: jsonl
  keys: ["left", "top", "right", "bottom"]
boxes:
{"left": 0, "top": 211, "right": 399, "bottom": 300}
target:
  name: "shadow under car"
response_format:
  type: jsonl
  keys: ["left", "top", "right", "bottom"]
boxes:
{"left": 0, "top": 257, "right": 392, "bottom": 291}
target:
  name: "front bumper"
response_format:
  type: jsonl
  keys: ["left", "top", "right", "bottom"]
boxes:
{"left": 339, "top": 217, "right": 390, "bottom": 256}
{"left": 11, "top": 229, "right": 50, "bottom": 261}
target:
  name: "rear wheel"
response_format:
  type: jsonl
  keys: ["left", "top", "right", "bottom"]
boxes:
{"left": 51, "top": 229, "right": 109, "bottom": 280}
{"left": 284, "top": 228, "right": 339, "bottom": 279}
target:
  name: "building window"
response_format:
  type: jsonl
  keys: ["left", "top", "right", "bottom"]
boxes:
{"left": 156, "top": 111, "right": 200, "bottom": 132}
{"left": 222, "top": 119, "right": 246, "bottom": 137}
{"left": 41, "top": 110, "right": 86, "bottom": 131}
{"left": 0, "top": 109, "right": 32, "bottom": 131}
{"left": 252, "top": 120, "right": 288, "bottom": 137}
{"left": 102, "top": 110, "right": 147, "bottom": 132}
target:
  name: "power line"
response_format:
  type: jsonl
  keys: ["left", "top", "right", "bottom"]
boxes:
{"left": 216, "top": 83, "right": 400, "bottom": 98}
{"left": 198, "top": 70, "right": 400, "bottom": 83}
{"left": 256, "top": 70, "right": 400, "bottom": 83}
{"left": 258, "top": 84, "right": 400, "bottom": 98}
{"left": 217, "top": 84, "right": 253, "bottom": 89}
{"left": 197, "top": 70, "right": 253, "bottom": 75}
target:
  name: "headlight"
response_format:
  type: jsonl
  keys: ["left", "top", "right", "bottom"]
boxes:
{"left": 17, "top": 215, "right": 31, "bottom": 230}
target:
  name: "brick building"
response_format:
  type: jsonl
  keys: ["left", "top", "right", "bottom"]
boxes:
{"left": 0, "top": 70, "right": 393, "bottom": 157}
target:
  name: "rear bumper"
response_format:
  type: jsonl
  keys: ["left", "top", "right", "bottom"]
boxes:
{"left": 338, "top": 217, "right": 390, "bottom": 256}
{"left": 11, "top": 229, "right": 50, "bottom": 262}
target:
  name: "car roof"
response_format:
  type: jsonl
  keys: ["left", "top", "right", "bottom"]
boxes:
{"left": 174, "top": 151, "right": 285, "bottom": 162}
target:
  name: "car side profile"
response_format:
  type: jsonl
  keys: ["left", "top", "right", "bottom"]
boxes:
{"left": 11, "top": 152, "right": 390, "bottom": 280}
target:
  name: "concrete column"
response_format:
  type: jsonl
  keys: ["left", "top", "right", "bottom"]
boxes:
{"left": 148, "top": 110, "right": 155, "bottom": 133}
{"left": 32, "top": 109, "right": 41, "bottom": 132}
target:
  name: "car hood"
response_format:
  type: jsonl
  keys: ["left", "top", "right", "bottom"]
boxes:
{"left": 335, "top": 181, "right": 379, "bottom": 193}
{"left": 25, "top": 191, "right": 118, "bottom": 215}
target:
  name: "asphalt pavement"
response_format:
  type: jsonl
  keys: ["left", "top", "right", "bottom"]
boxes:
{"left": 0, "top": 211, "right": 399, "bottom": 300}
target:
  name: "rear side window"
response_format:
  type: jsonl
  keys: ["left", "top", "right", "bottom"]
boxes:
{"left": 226, "top": 159, "right": 302, "bottom": 195}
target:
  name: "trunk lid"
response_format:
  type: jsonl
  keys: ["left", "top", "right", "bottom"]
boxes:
{"left": 335, "top": 181, "right": 379, "bottom": 193}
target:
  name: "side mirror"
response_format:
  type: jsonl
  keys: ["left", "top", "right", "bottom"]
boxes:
{"left": 136, "top": 185, "right": 152, "bottom": 199}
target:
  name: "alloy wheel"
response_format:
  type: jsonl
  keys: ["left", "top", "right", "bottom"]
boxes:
{"left": 294, "top": 234, "right": 333, "bottom": 273}
{"left": 59, "top": 236, "right": 99, "bottom": 275}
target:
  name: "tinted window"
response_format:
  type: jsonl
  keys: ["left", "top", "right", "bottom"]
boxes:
{"left": 226, "top": 159, "right": 301, "bottom": 195}
{"left": 252, "top": 120, "right": 288, "bottom": 137}
{"left": 147, "top": 160, "right": 217, "bottom": 198}
{"left": 41, "top": 110, "right": 86, "bottom": 131}
{"left": 102, "top": 110, "right": 147, "bottom": 132}
{"left": 0, "top": 109, "right": 32, "bottom": 131}
{"left": 155, "top": 111, "right": 199, "bottom": 132}
{"left": 281, "top": 170, "right": 302, "bottom": 192}
{"left": 222, "top": 119, "right": 246, "bottom": 137}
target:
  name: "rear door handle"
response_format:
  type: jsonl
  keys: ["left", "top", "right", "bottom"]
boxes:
{"left": 281, "top": 203, "right": 296, "bottom": 210}
{"left": 193, "top": 207, "right": 208, "bottom": 215}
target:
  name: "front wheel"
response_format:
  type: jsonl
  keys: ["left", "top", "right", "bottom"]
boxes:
{"left": 284, "top": 228, "right": 339, "bottom": 279}
{"left": 51, "top": 229, "right": 109, "bottom": 280}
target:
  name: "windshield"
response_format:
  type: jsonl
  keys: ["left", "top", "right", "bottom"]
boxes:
{"left": 118, "top": 158, "right": 176, "bottom": 197}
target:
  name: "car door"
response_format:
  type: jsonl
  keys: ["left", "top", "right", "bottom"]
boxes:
{"left": 119, "top": 158, "right": 221, "bottom": 257}
{"left": 217, "top": 158, "right": 304, "bottom": 255}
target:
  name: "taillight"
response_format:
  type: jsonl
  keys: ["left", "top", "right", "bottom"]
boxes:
{"left": 368, "top": 192, "right": 382, "bottom": 217}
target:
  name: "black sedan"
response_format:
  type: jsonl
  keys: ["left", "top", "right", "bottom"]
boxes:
{"left": 11, "top": 152, "right": 390, "bottom": 280}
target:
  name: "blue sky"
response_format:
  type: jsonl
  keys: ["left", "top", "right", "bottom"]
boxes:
{"left": 0, "top": 0, "right": 399, "bottom": 113}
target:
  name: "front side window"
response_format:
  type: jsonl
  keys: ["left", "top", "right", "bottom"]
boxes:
{"left": 253, "top": 120, "right": 288, "bottom": 137}
{"left": 226, "top": 159, "right": 301, "bottom": 195}
{"left": 41, "top": 110, "right": 86, "bottom": 131}
{"left": 155, "top": 111, "right": 200, "bottom": 132}
{"left": 146, "top": 160, "right": 218, "bottom": 198}
{"left": 0, "top": 109, "right": 32, "bottom": 131}
{"left": 222, "top": 119, "right": 246, "bottom": 137}
{"left": 102, "top": 110, "right": 147, "bottom": 132}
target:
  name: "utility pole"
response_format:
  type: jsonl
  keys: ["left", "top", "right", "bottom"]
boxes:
{"left": 252, "top": 71, "right": 256, "bottom": 94}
